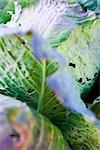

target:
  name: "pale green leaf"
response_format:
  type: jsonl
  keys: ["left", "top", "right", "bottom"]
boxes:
{"left": 0, "top": 20, "right": 100, "bottom": 125}
{"left": 0, "top": 19, "right": 100, "bottom": 150}
{"left": 63, "top": 113, "right": 100, "bottom": 149}
{"left": 57, "top": 20, "right": 100, "bottom": 99}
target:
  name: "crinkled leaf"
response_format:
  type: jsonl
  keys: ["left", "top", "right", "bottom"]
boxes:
{"left": 0, "top": 94, "right": 68, "bottom": 150}
{"left": 62, "top": 113, "right": 100, "bottom": 149}
{"left": 31, "top": 33, "right": 96, "bottom": 118}
{"left": 0, "top": 29, "right": 68, "bottom": 127}
{"left": 4, "top": 0, "right": 96, "bottom": 47}
{"left": 47, "top": 69, "right": 92, "bottom": 115}
{"left": 0, "top": 27, "right": 91, "bottom": 122}
{"left": 57, "top": 20, "right": 100, "bottom": 99}
{"left": 0, "top": 20, "right": 100, "bottom": 125}
{"left": 31, "top": 32, "right": 94, "bottom": 117}
{"left": 0, "top": 20, "right": 100, "bottom": 149}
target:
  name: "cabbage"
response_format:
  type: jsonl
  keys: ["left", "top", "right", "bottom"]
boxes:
{"left": 0, "top": 1, "right": 100, "bottom": 149}
{"left": 63, "top": 113, "right": 100, "bottom": 149}
{"left": 3, "top": 0, "right": 96, "bottom": 47}
{"left": 0, "top": 94, "right": 68, "bottom": 150}
{"left": 57, "top": 20, "right": 100, "bottom": 98}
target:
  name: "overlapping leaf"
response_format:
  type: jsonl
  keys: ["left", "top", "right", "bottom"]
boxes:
{"left": 0, "top": 94, "right": 68, "bottom": 150}
{"left": 3, "top": 0, "right": 96, "bottom": 47}
{"left": 0, "top": 29, "right": 69, "bottom": 126}
{"left": 62, "top": 113, "right": 100, "bottom": 149}
{"left": 0, "top": 20, "right": 100, "bottom": 123}
{"left": 57, "top": 20, "right": 100, "bottom": 99}
{"left": 0, "top": 11, "right": 100, "bottom": 150}
{"left": 0, "top": 1, "right": 100, "bottom": 149}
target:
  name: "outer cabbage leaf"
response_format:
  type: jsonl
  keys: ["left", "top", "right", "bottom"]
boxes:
{"left": 32, "top": 32, "right": 87, "bottom": 114}
{"left": 0, "top": 30, "right": 69, "bottom": 126}
{"left": 0, "top": 94, "right": 68, "bottom": 150}
{"left": 0, "top": 22, "right": 100, "bottom": 150}
{"left": 62, "top": 113, "right": 100, "bottom": 150}
{"left": 0, "top": 20, "right": 100, "bottom": 123}
{"left": 57, "top": 20, "right": 100, "bottom": 99}
{"left": 4, "top": 0, "right": 96, "bottom": 47}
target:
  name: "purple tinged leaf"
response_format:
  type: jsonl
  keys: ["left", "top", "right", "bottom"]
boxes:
{"left": 0, "top": 134, "right": 16, "bottom": 150}
{"left": 32, "top": 31, "right": 67, "bottom": 65}
{"left": 0, "top": 26, "right": 23, "bottom": 37}
{"left": 47, "top": 69, "right": 94, "bottom": 117}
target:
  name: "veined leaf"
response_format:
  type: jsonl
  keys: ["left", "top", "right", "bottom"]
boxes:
{"left": 32, "top": 31, "right": 94, "bottom": 118}
{"left": 57, "top": 20, "right": 100, "bottom": 99}
{"left": 4, "top": 0, "right": 96, "bottom": 47}
{"left": 0, "top": 20, "right": 100, "bottom": 123}
{"left": 0, "top": 26, "right": 93, "bottom": 122}
{"left": 61, "top": 112, "right": 100, "bottom": 150}
{"left": 0, "top": 21, "right": 100, "bottom": 150}
{"left": 0, "top": 29, "right": 69, "bottom": 126}
{"left": 32, "top": 28, "right": 98, "bottom": 120}
{"left": 0, "top": 94, "right": 68, "bottom": 150}
{"left": 47, "top": 69, "right": 92, "bottom": 115}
